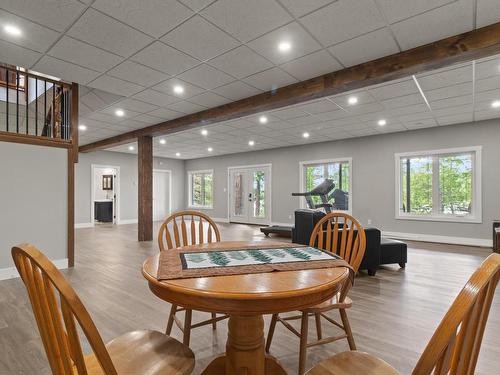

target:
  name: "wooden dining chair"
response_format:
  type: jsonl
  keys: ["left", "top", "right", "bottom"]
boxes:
{"left": 158, "top": 210, "right": 228, "bottom": 346}
{"left": 266, "top": 212, "right": 366, "bottom": 375}
{"left": 11, "top": 243, "right": 195, "bottom": 375}
{"left": 306, "top": 252, "right": 500, "bottom": 375}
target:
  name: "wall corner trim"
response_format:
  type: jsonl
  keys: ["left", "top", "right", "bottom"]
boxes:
{"left": 382, "top": 231, "right": 492, "bottom": 248}
{"left": 0, "top": 258, "right": 69, "bottom": 281}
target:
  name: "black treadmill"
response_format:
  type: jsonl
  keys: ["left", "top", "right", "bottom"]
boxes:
{"left": 260, "top": 179, "right": 336, "bottom": 238}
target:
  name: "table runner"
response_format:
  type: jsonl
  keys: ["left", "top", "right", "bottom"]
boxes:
{"left": 157, "top": 244, "right": 353, "bottom": 281}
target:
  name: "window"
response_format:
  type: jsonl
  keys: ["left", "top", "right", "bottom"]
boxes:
{"left": 396, "top": 147, "right": 481, "bottom": 222}
{"left": 188, "top": 170, "right": 214, "bottom": 208}
{"left": 300, "top": 158, "right": 352, "bottom": 212}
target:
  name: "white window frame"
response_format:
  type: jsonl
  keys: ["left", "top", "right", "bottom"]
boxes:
{"left": 188, "top": 169, "right": 214, "bottom": 209}
{"left": 395, "top": 146, "right": 482, "bottom": 223}
{"left": 299, "top": 157, "right": 353, "bottom": 214}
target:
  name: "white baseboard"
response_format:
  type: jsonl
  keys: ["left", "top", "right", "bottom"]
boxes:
{"left": 75, "top": 222, "right": 94, "bottom": 229}
{"left": 212, "top": 217, "right": 229, "bottom": 223}
{"left": 270, "top": 222, "right": 294, "bottom": 227}
{"left": 382, "top": 231, "right": 492, "bottom": 248}
{"left": 117, "top": 219, "right": 138, "bottom": 225}
{"left": 0, "top": 258, "right": 68, "bottom": 281}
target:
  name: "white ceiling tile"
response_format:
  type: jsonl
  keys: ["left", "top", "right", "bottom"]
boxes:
{"left": 279, "top": 0, "right": 336, "bottom": 17}
{"left": 32, "top": 56, "right": 100, "bottom": 84}
{"left": 403, "top": 118, "right": 438, "bottom": 129}
{"left": 162, "top": 15, "right": 239, "bottom": 61}
{"left": 280, "top": 50, "right": 342, "bottom": 81}
{"left": 133, "top": 113, "right": 164, "bottom": 124}
{"left": 92, "top": 89, "right": 124, "bottom": 105}
{"left": 0, "top": 0, "right": 86, "bottom": 32}
{"left": 178, "top": 64, "right": 235, "bottom": 90}
{"left": 424, "top": 82, "right": 472, "bottom": 101}
{"left": 475, "top": 76, "right": 500, "bottom": 93}
{"left": 99, "top": 105, "right": 142, "bottom": 118}
{"left": 209, "top": 46, "right": 274, "bottom": 79}
{"left": 212, "top": 81, "right": 262, "bottom": 100}
{"left": 475, "top": 89, "right": 500, "bottom": 103}
{"left": 178, "top": 0, "right": 214, "bottom": 12}
{"left": 330, "top": 90, "right": 376, "bottom": 107}
{"left": 476, "top": 0, "right": 500, "bottom": 28}
{"left": 390, "top": 0, "right": 474, "bottom": 50}
{"left": 0, "top": 39, "right": 41, "bottom": 67}
{"left": 107, "top": 60, "right": 169, "bottom": 87}
{"left": 132, "top": 89, "right": 180, "bottom": 106}
{"left": 475, "top": 56, "right": 500, "bottom": 80}
{"left": 295, "top": 99, "right": 339, "bottom": 114}
{"left": 417, "top": 64, "right": 472, "bottom": 91}
{"left": 433, "top": 104, "right": 472, "bottom": 117}
{"left": 152, "top": 78, "right": 205, "bottom": 98}
{"left": 147, "top": 107, "right": 183, "bottom": 120}
{"left": 368, "top": 78, "right": 418, "bottom": 100}
{"left": 201, "top": 0, "right": 292, "bottom": 42}
{"left": 92, "top": 0, "right": 192, "bottom": 38}
{"left": 130, "top": 41, "right": 199, "bottom": 75}
{"left": 87, "top": 75, "right": 144, "bottom": 96}
{"left": 188, "top": 92, "right": 231, "bottom": 107}
{"left": 386, "top": 103, "right": 429, "bottom": 117}
{"left": 243, "top": 67, "right": 297, "bottom": 91}
{"left": 112, "top": 98, "right": 159, "bottom": 113}
{"left": 271, "top": 107, "right": 308, "bottom": 120}
{"left": 300, "top": 0, "right": 386, "bottom": 47}
{"left": 374, "top": 0, "right": 454, "bottom": 24}
{"left": 381, "top": 93, "right": 424, "bottom": 109}
{"left": 167, "top": 100, "right": 207, "bottom": 114}
{"left": 429, "top": 95, "right": 472, "bottom": 110}
{"left": 67, "top": 8, "right": 154, "bottom": 57}
{"left": 80, "top": 91, "right": 107, "bottom": 111}
{"left": 474, "top": 109, "right": 500, "bottom": 121}
{"left": 0, "top": 10, "right": 60, "bottom": 53}
{"left": 328, "top": 28, "right": 400, "bottom": 67}
{"left": 48, "top": 36, "right": 122, "bottom": 73}
{"left": 248, "top": 22, "right": 322, "bottom": 65}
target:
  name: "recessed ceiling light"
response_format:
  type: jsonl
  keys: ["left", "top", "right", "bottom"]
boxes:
{"left": 278, "top": 41, "right": 291, "bottom": 52}
{"left": 347, "top": 96, "right": 358, "bottom": 105}
{"left": 303, "top": 132, "right": 310, "bottom": 138}
{"left": 173, "top": 85, "right": 184, "bottom": 95}
{"left": 3, "top": 24, "right": 21, "bottom": 36}
{"left": 201, "top": 129, "right": 208, "bottom": 136}
{"left": 175, "top": 152, "right": 181, "bottom": 157}
{"left": 159, "top": 138, "right": 166, "bottom": 144}
{"left": 248, "top": 140, "right": 255, "bottom": 146}
{"left": 491, "top": 100, "right": 500, "bottom": 108}
{"left": 115, "top": 109, "right": 125, "bottom": 117}
{"left": 78, "top": 124, "right": 87, "bottom": 131}
{"left": 378, "top": 119, "right": 387, "bottom": 126}
{"left": 207, "top": 147, "right": 213, "bottom": 152}
{"left": 259, "top": 115, "right": 268, "bottom": 124}
{"left": 128, "top": 146, "right": 135, "bottom": 151}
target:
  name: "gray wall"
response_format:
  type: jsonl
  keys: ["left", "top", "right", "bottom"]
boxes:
{"left": 185, "top": 119, "right": 500, "bottom": 241}
{"left": 75, "top": 151, "right": 185, "bottom": 224}
{"left": 0, "top": 141, "right": 67, "bottom": 269}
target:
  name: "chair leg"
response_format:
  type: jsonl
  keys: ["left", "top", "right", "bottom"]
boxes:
{"left": 211, "top": 312, "right": 217, "bottom": 330}
{"left": 265, "top": 314, "right": 278, "bottom": 353}
{"left": 298, "top": 312, "right": 309, "bottom": 375}
{"left": 183, "top": 309, "right": 192, "bottom": 346}
{"left": 165, "top": 304, "right": 177, "bottom": 335}
{"left": 339, "top": 309, "right": 356, "bottom": 350}
{"left": 314, "top": 313, "right": 322, "bottom": 340}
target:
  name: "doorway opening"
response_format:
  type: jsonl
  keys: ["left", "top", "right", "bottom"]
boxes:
{"left": 153, "top": 169, "right": 172, "bottom": 222}
{"left": 91, "top": 165, "right": 120, "bottom": 225}
{"left": 228, "top": 164, "right": 271, "bottom": 225}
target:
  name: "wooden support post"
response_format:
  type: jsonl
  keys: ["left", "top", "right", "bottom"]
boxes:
{"left": 138, "top": 136, "right": 153, "bottom": 241}
{"left": 71, "top": 83, "right": 79, "bottom": 163}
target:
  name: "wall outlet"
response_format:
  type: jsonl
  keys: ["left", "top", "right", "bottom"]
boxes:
{"left": 367, "top": 219, "right": 372, "bottom": 225}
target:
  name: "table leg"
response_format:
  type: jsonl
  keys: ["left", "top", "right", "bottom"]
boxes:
{"left": 202, "top": 314, "right": 287, "bottom": 375}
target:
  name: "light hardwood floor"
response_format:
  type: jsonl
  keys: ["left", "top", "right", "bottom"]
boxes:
{"left": 0, "top": 222, "right": 499, "bottom": 374}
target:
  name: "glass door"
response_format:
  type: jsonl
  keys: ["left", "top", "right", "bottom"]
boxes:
{"left": 229, "top": 166, "right": 270, "bottom": 225}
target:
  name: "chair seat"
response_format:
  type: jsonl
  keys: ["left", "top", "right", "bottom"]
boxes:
{"left": 305, "top": 351, "right": 401, "bottom": 375}
{"left": 303, "top": 295, "right": 352, "bottom": 313}
{"left": 83, "top": 330, "right": 195, "bottom": 375}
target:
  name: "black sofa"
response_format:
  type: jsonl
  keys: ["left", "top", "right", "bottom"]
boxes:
{"left": 292, "top": 209, "right": 407, "bottom": 276}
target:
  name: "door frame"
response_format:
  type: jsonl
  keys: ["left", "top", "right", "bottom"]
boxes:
{"left": 153, "top": 169, "right": 172, "bottom": 221}
{"left": 227, "top": 163, "right": 272, "bottom": 225}
{"left": 91, "top": 164, "right": 120, "bottom": 224}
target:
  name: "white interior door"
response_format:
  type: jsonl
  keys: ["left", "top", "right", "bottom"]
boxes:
{"left": 229, "top": 166, "right": 271, "bottom": 225}
{"left": 153, "top": 170, "right": 170, "bottom": 221}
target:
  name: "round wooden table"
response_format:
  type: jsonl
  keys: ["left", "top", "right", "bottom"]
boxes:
{"left": 142, "top": 241, "right": 350, "bottom": 375}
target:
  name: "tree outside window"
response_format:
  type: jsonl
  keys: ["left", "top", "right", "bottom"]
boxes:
{"left": 189, "top": 170, "right": 213, "bottom": 208}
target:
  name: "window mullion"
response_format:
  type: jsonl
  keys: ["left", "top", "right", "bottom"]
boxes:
{"left": 432, "top": 156, "right": 440, "bottom": 216}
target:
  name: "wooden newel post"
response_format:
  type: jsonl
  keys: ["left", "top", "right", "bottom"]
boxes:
{"left": 138, "top": 136, "right": 153, "bottom": 241}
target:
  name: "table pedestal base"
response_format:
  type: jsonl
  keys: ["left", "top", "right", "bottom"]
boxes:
{"left": 201, "top": 315, "right": 287, "bottom": 375}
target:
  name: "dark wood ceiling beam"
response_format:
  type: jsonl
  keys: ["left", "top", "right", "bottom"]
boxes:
{"left": 80, "top": 22, "right": 500, "bottom": 153}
